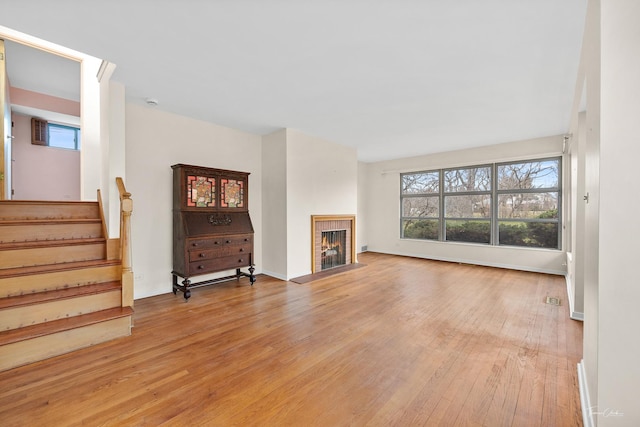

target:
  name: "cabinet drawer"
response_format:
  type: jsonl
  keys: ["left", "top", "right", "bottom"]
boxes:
{"left": 188, "top": 244, "right": 251, "bottom": 261}
{"left": 189, "top": 253, "right": 252, "bottom": 274}
{"left": 188, "top": 235, "right": 253, "bottom": 250}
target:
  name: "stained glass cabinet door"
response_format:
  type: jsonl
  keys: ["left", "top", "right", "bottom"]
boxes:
{"left": 187, "top": 174, "right": 216, "bottom": 208}
{"left": 172, "top": 164, "right": 249, "bottom": 212}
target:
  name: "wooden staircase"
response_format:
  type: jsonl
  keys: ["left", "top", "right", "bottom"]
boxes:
{"left": 0, "top": 184, "right": 134, "bottom": 372}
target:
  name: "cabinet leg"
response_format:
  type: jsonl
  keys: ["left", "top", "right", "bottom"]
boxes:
{"left": 172, "top": 274, "right": 178, "bottom": 295}
{"left": 249, "top": 265, "right": 256, "bottom": 285}
{"left": 182, "top": 278, "right": 191, "bottom": 301}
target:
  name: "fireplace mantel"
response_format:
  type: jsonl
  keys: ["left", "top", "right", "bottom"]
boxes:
{"left": 311, "top": 215, "right": 356, "bottom": 273}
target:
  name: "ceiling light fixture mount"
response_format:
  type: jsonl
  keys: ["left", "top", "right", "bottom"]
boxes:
{"left": 145, "top": 97, "right": 159, "bottom": 106}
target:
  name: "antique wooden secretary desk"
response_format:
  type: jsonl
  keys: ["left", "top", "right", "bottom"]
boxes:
{"left": 171, "top": 164, "right": 256, "bottom": 300}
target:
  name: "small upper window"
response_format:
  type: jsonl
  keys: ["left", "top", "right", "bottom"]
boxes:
{"left": 48, "top": 123, "right": 81, "bottom": 150}
{"left": 31, "top": 118, "right": 81, "bottom": 150}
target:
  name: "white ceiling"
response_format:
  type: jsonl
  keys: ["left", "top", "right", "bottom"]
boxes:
{"left": 3, "top": 39, "right": 80, "bottom": 101}
{"left": 1, "top": 1, "right": 587, "bottom": 162}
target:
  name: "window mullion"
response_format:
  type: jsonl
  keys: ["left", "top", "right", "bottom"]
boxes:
{"left": 492, "top": 163, "right": 498, "bottom": 245}
{"left": 439, "top": 169, "right": 445, "bottom": 241}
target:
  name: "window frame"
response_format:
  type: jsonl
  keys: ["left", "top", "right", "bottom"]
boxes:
{"left": 47, "top": 122, "right": 81, "bottom": 150}
{"left": 400, "top": 170, "right": 441, "bottom": 241}
{"left": 494, "top": 157, "right": 562, "bottom": 249}
{"left": 442, "top": 164, "right": 493, "bottom": 244}
{"left": 400, "top": 156, "right": 562, "bottom": 250}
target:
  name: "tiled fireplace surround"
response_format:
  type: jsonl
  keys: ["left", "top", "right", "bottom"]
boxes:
{"left": 311, "top": 215, "right": 356, "bottom": 273}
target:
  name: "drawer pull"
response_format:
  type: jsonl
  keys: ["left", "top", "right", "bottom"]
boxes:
{"left": 244, "top": 238, "right": 249, "bottom": 242}
{"left": 199, "top": 253, "right": 206, "bottom": 258}
{"left": 198, "top": 265, "right": 204, "bottom": 269}
{"left": 238, "top": 259, "right": 244, "bottom": 263}
{"left": 226, "top": 240, "right": 231, "bottom": 244}
{"left": 214, "top": 241, "right": 219, "bottom": 245}
{"left": 239, "top": 248, "right": 244, "bottom": 252}
{"left": 192, "top": 243, "right": 198, "bottom": 247}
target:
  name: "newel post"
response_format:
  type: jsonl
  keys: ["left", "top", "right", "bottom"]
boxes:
{"left": 117, "top": 177, "right": 134, "bottom": 308}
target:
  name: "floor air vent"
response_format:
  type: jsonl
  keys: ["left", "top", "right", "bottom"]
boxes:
{"left": 545, "top": 296, "right": 561, "bottom": 306}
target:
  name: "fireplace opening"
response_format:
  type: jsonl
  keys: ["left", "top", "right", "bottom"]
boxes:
{"left": 321, "top": 230, "right": 346, "bottom": 270}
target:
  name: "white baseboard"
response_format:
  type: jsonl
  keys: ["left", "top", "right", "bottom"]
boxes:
{"left": 260, "top": 270, "right": 288, "bottom": 281}
{"left": 577, "top": 360, "right": 594, "bottom": 427}
{"left": 565, "top": 275, "right": 585, "bottom": 321}
{"left": 374, "top": 249, "right": 566, "bottom": 276}
{"left": 570, "top": 311, "right": 584, "bottom": 321}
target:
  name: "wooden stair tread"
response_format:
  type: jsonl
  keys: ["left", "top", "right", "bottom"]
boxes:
{"left": 0, "top": 201, "right": 100, "bottom": 221}
{"left": 0, "top": 306, "right": 133, "bottom": 346}
{"left": 0, "top": 281, "right": 121, "bottom": 310}
{"left": 0, "top": 259, "right": 121, "bottom": 279}
{"left": 0, "top": 200, "right": 97, "bottom": 205}
{"left": 0, "top": 200, "right": 99, "bottom": 210}
{"left": 0, "top": 237, "right": 106, "bottom": 250}
{"left": 0, "top": 218, "right": 101, "bottom": 226}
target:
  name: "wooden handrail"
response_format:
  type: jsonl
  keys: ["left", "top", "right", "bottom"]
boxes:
{"left": 96, "top": 189, "right": 109, "bottom": 242}
{"left": 116, "top": 177, "right": 129, "bottom": 199}
{"left": 116, "top": 177, "right": 134, "bottom": 308}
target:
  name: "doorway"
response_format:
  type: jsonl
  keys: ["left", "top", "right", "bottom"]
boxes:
{"left": 1, "top": 36, "right": 81, "bottom": 201}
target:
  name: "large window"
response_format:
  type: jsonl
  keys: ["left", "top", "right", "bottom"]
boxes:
{"left": 401, "top": 157, "right": 561, "bottom": 249}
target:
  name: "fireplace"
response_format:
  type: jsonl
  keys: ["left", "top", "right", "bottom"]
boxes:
{"left": 321, "top": 230, "right": 347, "bottom": 270}
{"left": 311, "top": 215, "right": 356, "bottom": 273}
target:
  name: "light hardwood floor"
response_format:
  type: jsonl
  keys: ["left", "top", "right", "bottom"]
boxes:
{"left": 0, "top": 252, "right": 583, "bottom": 426}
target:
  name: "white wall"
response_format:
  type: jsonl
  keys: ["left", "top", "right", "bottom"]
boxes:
{"left": 106, "top": 80, "right": 126, "bottom": 237}
{"left": 261, "top": 129, "right": 288, "bottom": 279}
{"left": 362, "top": 135, "right": 566, "bottom": 274}
{"left": 1, "top": 54, "right": 10, "bottom": 199}
{"left": 11, "top": 113, "right": 80, "bottom": 200}
{"left": 570, "top": 0, "right": 602, "bottom": 423}
{"left": 357, "top": 161, "right": 369, "bottom": 253}
{"left": 566, "top": 112, "right": 587, "bottom": 321}
{"left": 79, "top": 55, "right": 103, "bottom": 202}
{"left": 285, "top": 129, "right": 358, "bottom": 279}
{"left": 597, "top": 0, "right": 640, "bottom": 424}
{"left": 125, "top": 103, "right": 262, "bottom": 299}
